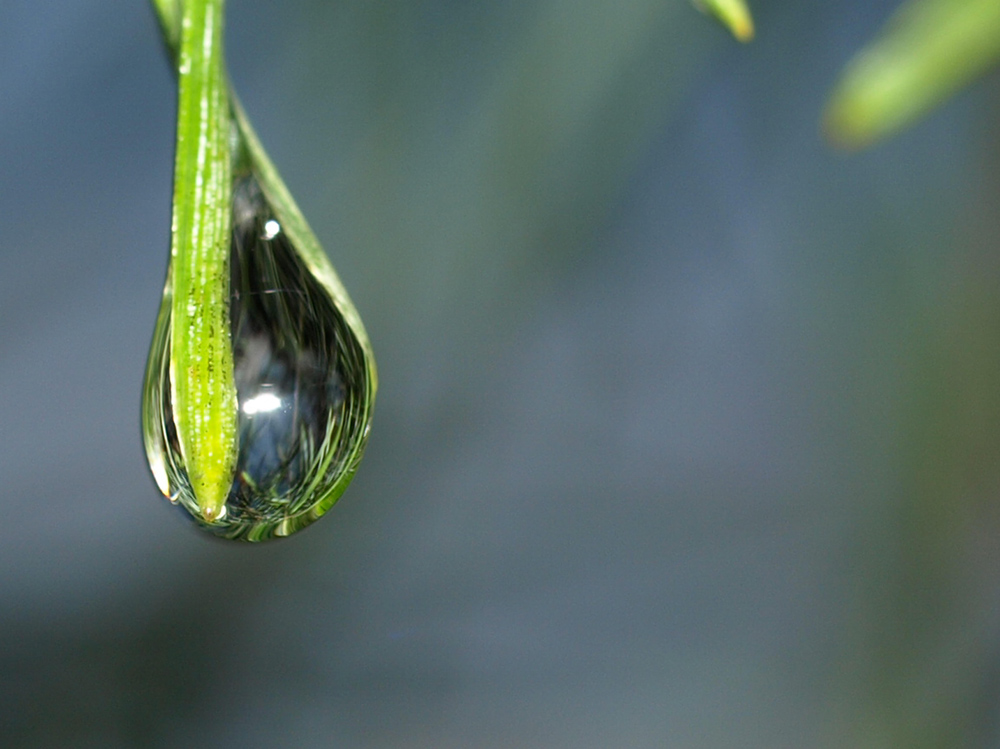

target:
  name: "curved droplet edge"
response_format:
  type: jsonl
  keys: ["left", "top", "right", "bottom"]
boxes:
{"left": 141, "top": 273, "right": 175, "bottom": 499}
{"left": 140, "top": 271, "right": 205, "bottom": 518}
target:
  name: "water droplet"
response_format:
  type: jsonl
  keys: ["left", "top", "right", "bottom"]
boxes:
{"left": 142, "top": 170, "right": 375, "bottom": 541}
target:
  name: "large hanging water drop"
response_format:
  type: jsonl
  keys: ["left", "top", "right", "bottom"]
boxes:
{"left": 143, "top": 161, "right": 376, "bottom": 541}
{"left": 144, "top": 0, "right": 374, "bottom": 540}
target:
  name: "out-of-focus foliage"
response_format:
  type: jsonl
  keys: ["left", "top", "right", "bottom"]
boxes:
{"left": 692, "top": 0, "right": 754, "bottom": 41}
{"left": 824, "top": 0, "right": 1000, "bottom": 148}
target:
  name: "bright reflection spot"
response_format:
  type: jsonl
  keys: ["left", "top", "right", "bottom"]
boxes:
{"left": 243, "top": 392, "right": 282, "bottom": 415}
{"left": 264, "top": 219, "right": 281, "bottom": 239}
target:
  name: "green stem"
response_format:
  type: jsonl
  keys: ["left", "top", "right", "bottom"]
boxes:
{"left": 169, "top": 0, "right": 237, "bottom": 521}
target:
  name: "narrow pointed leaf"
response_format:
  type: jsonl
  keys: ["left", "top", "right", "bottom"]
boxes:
{"left": 169, "top": 0, "right": 238, "bottom": 521}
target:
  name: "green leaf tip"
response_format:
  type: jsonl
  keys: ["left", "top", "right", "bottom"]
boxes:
{"left": 824, "top": 0, "right": 1000, "bottom": 150}
{"left": 693, "top": 0, "right": 755, "bottom": 42}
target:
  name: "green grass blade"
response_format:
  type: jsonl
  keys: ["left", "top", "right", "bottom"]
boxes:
{"left": 169, "top": 0, "right": 238, "bottom": 522}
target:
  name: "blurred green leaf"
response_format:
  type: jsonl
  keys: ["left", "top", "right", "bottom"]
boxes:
{"left": 692, "top": 0, "right": 754, "bottom": 41}
{"left": 825, "top": 0, "right": 1000, "bottom": 149}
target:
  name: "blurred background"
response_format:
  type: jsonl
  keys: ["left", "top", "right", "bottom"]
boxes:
{"left": 3, "top": 0, "right": 1000, "bottom": 746}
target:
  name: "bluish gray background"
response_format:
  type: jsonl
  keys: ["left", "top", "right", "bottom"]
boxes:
{"left": 3, "top": 0, "right": 1000, "bottom": 746}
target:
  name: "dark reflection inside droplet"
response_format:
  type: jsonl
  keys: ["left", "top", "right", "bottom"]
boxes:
{"left": 228, "top": 174, "right": 350, "bottom": 514}
{"left": 220, "top": 173, "right": 366, "bottom": 536}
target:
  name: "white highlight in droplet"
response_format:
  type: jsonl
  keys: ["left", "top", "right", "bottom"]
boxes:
{"left": 242, "top": 392, "right": 282, "bottom": 414}
{"left": 264, "top": 219, "right": 281, "bottom": 239}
